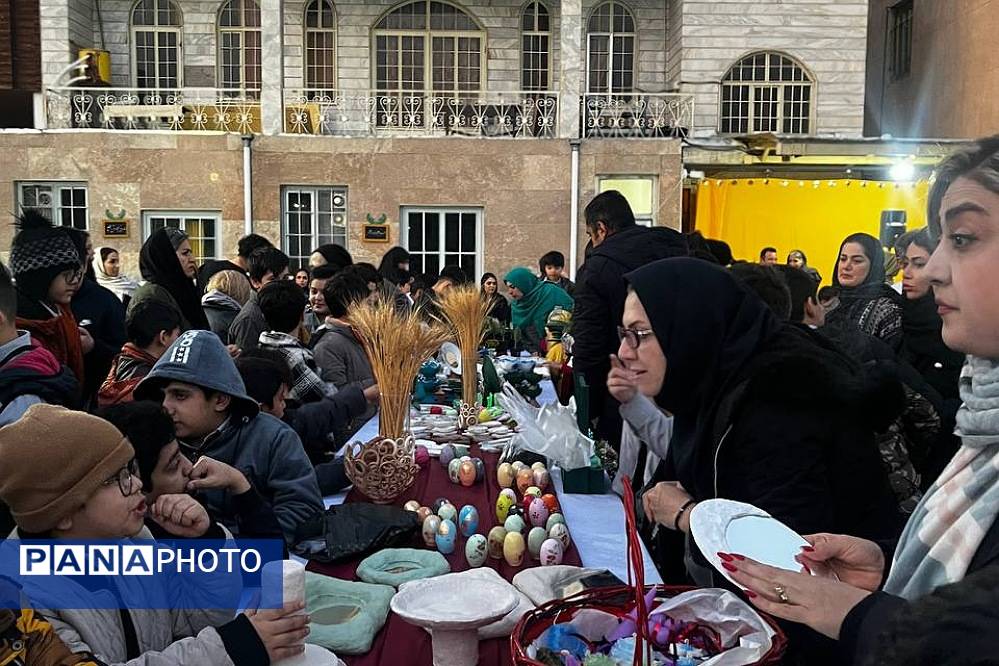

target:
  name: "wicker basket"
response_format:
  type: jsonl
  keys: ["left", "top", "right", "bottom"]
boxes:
{"left": 343, "top": 433, "right": 418, "bottom": 504}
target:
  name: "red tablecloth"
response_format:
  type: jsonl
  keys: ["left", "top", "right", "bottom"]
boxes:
{"left": 308, "top": 444, "right": 581, "bottom": 666}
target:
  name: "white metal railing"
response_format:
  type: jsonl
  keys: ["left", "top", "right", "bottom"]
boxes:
{"left": 283, "top": 89, "right": 559, "bottom": 138}
{"left": 581, "top": 92, "right": 693, "bottom": 138}
{"left": 45, "top": 87, "right": 263, "bottom": 133}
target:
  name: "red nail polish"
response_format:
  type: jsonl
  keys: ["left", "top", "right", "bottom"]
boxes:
{"left": 802, "top": 546, "right": 815, "bottom": 553}
{"left": 722, "top": 562, "right": 738, "bottom": 572}
{"left": 730, "top": 553, "right": 746, "bottom": 561}
{"left": 717, "top": 552, "right": 733, "bottom": 562}
{"left": 743, "top": 589, "right": 757, "bottom": 598}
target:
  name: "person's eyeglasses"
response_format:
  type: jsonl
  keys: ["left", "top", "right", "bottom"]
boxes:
{"left": 102, "top": 459, "right": 140, "bottom": 497}
{"left": 61, "top": 268, "right": 84, "bottom": 285}
{"left": 617, "top": 326, "right": 655, "bottom": 350}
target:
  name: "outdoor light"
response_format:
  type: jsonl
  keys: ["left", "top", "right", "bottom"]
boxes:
{"left": 889, "top": 160, "right": 916, "bottom": 182}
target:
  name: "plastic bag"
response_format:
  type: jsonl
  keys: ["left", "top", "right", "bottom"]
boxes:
{"left": 497, "top": 384, "right": 595, "bottom": 469}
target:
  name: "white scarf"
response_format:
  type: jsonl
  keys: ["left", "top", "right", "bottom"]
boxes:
{"left": 92, "top": 248, "right": 139, "bottom": 302}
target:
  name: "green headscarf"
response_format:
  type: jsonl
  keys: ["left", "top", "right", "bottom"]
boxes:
{"left": 504, "top": 267, "right": 573, "bottom": 337}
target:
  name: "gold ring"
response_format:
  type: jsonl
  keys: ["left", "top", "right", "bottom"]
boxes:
{"left": 774, "top": 584, "right": 790, "bottom": 604}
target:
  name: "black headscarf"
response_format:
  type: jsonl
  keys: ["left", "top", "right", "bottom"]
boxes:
{"left": 313, "top": 244, "right": 353, "bottom": 272}
{"left": 378, "top": 246, "right": 410, "bottom": 284}
{"left": 480, "top": 272, "right": 511, "bottom": 324}
{"left": 832, "top": 233, "right": 890, "bottom": 301}
{"left": 625, "top": 258, "right": 781, "bottom": 478}
{"left": 139, "top": 229, "right": 209, "bottom": 331}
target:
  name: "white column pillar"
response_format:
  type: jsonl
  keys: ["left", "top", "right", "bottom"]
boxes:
{"left": 260, "top": 0, "right": 285, "bottom": 135}
{"left": 557, "top": 0, "right": 583, "bottom": 139}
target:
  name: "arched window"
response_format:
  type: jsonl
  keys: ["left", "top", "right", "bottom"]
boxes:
{"left": 720, "top": 51, "right": 813, "bottom": 134}
{"left": 521, "top": 2, "right": 550, "bottom": 91}
{"left": 131, "top": 0, "right": 183, "bottom": 89}
{"left": 586, "top": 1, "right": 635, "bottom": 95}
{"left": 305, "top": 0, "right": 337, "bottom": 94}
{"left": 217, "top": 0, "right": 262, "bottom": 97}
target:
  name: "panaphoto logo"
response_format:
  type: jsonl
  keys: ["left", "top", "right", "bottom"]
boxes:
{"left": 20, "top": 544, "right": 262, "bottom": 576}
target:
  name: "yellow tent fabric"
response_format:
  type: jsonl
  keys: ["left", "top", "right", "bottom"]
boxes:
{"left": 695, "top": 178, "right": 929, "bottom": 284}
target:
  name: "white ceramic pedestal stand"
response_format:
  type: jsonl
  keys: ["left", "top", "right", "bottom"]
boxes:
{"left": 390, "top": 574, "right": 518, "bottom": 666}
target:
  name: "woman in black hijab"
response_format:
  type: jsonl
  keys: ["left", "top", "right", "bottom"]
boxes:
{"left": 479, "top": 272, "right": 511, "bottom": 325}
{"left": 377, "top": 246, "right": 411, "bottom": 284}
{"left": 128, "top": 228, "right": 209, "bottom": 331}
{"left": 825, "top": 232, "right": 905, "bottom": 353}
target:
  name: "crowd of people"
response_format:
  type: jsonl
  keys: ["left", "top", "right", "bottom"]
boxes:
{"left": 0, "top": 135, "right": 997, "bottom": 665}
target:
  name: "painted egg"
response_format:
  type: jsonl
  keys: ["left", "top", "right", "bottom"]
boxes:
{"left": 527, "top": 527, "right": 547, "bottom": 560}
{"left": 516, "top": 469, "right": 533, "bottom": 494}
{"left": 415, "top": 446, "right": 430, "bottom": 466}
{"left": 525, "top": 486, "right": 542, "bottom": 499}
{"left": 497, "top": 462, "right": 515, "bottom": 488}
{"left": 548, "top": 522, "right": 571, "bottom": 551}
{"left": 546, "top": 513, "right": 565, "bottom": 532}
{"left": 432, "top": 497, "right": 452, "bottom": 515}
{"left": 531, "top": 462, "right": 547, "bottom": 473}
{"left": 503, "top": 531, "right": 526, "bottom": 567}
{"left": 422, "top": 515, "right": 441, "bottom": 547}
{"left": 511, "top": 461, "right": 528, "bottom": 474}
{"left": 541, "top": 494, "right": 560, "bottom": 514}
{"left": 465, "top": 534, "right": 488, "bottom": 567}
{"left": 458, "top": 504, "right": 479, "bottom": 537}
{"left": 448, "top": 458, "right": 463, "bottom": 484}
{"left": 487, "top": 526, "right": 508, "bottom": 559}
{"left": 438, "top": 502, "right": 458, "bottom": 524}
{"left": 460, "top": 455, "right": 472, "bottom": 462}
{"left": 478, "top": 408, "right": 491, "bottom": 423}
{"left": 435, "top": 519, "right": 457, "bottom": 554}
{"left": 472, "top": 458, "right": 486, "bottom": 482}
{"left": 540, "top": 538, "right": 564, "bottom": 566}
{"left": 440, "top": 444, "right": 458, "bottom": 467}
{"left": 459, "top": 460, "right": 477, "bottom": 487}
{"left": 495, "top": 494, "right": 515, "bottom": 523}
{"left": 532, "top": 468, "right": 550, "bottom": 491}
{"left": 529, "top": 498, "right": 550, "bottom": 528}
{"left": 499, "top": 488, "right": 518, "bottom": 504}
{"left": 416, "top": 506, "right": 432, "bottom": 523}
{"left": 522, "top": 495, "right": 535, "bottom": 516}
{"left": 404, "top": 500, "right": 421, "bottom": 512}
{"left": 504, "top": 514, "right": 526, "bottom": 535}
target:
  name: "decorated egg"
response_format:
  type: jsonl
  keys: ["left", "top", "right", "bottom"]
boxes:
{"left": 541, "top": 494, "right": 560, "bottom": 514}
{"left": 511, "top": 461, "right": 528, "bottom": 474}
{"left": 465, "top": 534, "right": 488, "bottom": 567}
{"left": 531, "top": 462, "right": 546, "bottom": 473}
{"left": 438, "top": 502, "right": 458, "bottom": 524}
{"left": 540, "top": 538, "right": 564, "bottom": 566}
{"left": 527, "top": 527, "right": 547, "bottom": 560}
{"left": 478, "top": 408, "right": 491, "bottom": 423}
{"left": 504, "top": 514, "right": 526, "bottom": 535}
{"left": 416, "top": 506, "right": 432, "bottom": 523}
{"left": 458, "top": 504, "right": 479, "bottom": 537}
{"left": 487, "top": 526, "right": 508, "bottom": 559}
{"left": 546, "top": 513, "right": 565, "bottom": 532}
{"left": 404, "top": 500, "right": 421, "bottom": 512}
{"left": 432, "top": 497, "right": 451, "bottom": 514}
{"left": 472, "top": 458, "right": 486, "bottom": 482}
{"left": 516, "top": 469, "right": 533, "bottom": 494}
{"left": 435, "top": 519, "right": 457, "bottom": 554}
{"left": 422, "top": 515, "right": 441, "bottom": 547}
{"left": 521, "top": 495, "right": 535, "bottom": 516}
{"left": 532, "top": 468, "right": 550, "bottom": 491}
{"left": 529, "top": 498, "right": 550, "bottom": 528}
{"left": 440, "top": 444, "right": 458, "bottom": 467}
{"left": 548, "top": 522, "right": 571, "bottom": 550}
{"left": 497, "top": 462, "right": 515, "bottom": 488}
{"left": 448, "top": 458, "right": 463, "bottom": 484}
{"left": 495, "top": 494, "right": 515, "bottom": 523}
{"left": 499, "top": 488, "right": 518, "bottom": 504}
{"left": 415, "top": 446, "right": 430, "bottom": 466}
{"left": 503, "top": 531, "right": 526, "bottom": 567}
{"left": 460, "top": 455, "right": 472, "bottom": 462}
{"left": 459, "top": 461, "right": 477, "bottom": 487}
{"left": 524, "top": 486, "right": 542, "bottom": 499}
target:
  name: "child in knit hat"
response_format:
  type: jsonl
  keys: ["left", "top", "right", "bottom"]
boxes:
{"left": 9, "top": 212, "right": 91, "bottom": 383}
{"left": 0, "top": 404, "right": 309, "bottom": 665}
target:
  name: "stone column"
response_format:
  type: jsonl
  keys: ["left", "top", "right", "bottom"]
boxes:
{"left": 260, "top": 0, "right": 285, "bottom": 135}
{"left": 39, "top": 0, "right": 73, "bottom": 128}
{"left": 557, "top": 0, "right": 583, "bottom": 139}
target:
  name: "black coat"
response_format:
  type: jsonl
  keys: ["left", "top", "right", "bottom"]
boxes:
{"left": 572, "top": 225, "right": 687, "bottom": 441}
{"left": 71, "top": 277, "right": 127, "bottom": 405}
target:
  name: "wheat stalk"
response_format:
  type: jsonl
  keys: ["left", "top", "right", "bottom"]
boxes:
{"left": 437, "top": 284, "right": 493, "bottom": 407}
{"left": 349, "top": 300, "right": 451, "bottom": 439}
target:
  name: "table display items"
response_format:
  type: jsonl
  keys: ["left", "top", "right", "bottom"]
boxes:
{"left": 510, "top": 478, "right": 788, "bottom": 666}
{"left": 437, "top": 285, "right": 493, "bottom": 429}
{"left": 304, "top": 572, "right": 395, "bottom": 656}
{"left": 356, "top": 548, "right": 451, "bottom": 588}
{"left": 343, "top": 301, "right": 451, "bottom": 503}
{"left": 391, "top": 571, "right": 519, "bottom": 666}
{"left": 290, "top": 503, "right": 420, "bottom": 563}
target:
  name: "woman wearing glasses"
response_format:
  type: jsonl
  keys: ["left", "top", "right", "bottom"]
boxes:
{"left": 9, "top": 210, "right": 92, "bottom": 383}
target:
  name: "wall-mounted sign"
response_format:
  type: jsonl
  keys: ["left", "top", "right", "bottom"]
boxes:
{"left": 362, "top": 224, "right": 390, "bottom": 242}
{"left": 102, "top": 220, "right": 130, "bottom": 238}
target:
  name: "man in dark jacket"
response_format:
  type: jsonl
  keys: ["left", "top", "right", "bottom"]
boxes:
{"left": 197, "top": 232, "right": 272, "bottom": 294}
{"left": 229, "top": 247, "right": 290, "bottom": 352}
{"left": 573, "top": 191, "right": 688, "bottom": 446}
{"left": 134, "top": 329, "right": 323, "bottom": 543}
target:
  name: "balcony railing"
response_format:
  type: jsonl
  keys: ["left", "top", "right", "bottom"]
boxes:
{"left": 284, "top": 90, "right": 559, "bottom": 138}
{"left": 582, "top": 93, "right": 693, "bottom": 139}
{"left": 45, "top": 87, "right": 262, "bottom": 132}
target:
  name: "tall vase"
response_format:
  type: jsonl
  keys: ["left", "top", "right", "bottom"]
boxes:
{"left": 459, "top": 349, "right": 480, "bottom": 429}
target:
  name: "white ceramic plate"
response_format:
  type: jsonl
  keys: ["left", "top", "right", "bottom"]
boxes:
{"left": 689, "top": 499, "right": 827, "bottom": 588}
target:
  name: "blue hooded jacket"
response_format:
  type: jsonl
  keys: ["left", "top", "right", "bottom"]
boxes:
{"left": 135, "top": 330, "right": 323, "bottom": 543}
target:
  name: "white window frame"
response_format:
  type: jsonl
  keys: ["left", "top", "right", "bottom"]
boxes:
{"left": 16, "top": 181, "right": 89, "bottom": 230}
{"left": 217, "top": 0, "right": 262, "bottom": 98}
{"left": 586, "top": 1, "right": 637, "bottom": 96}
{"left": 520, "top": 1, "right": 552, "bottom": 92}
{"left": 597, "top": 175, "right": 657, "bottom": 227}
{"left": 304, "top": 0, "right": 337, "bottom": 95}
{"left": 142, "top": 210, "right": 222, "bottom": 264}
{"left": 401, "top": 206, "right": 482, "bottom": 279}
{"left": 130, "top": 0, "right": 184, "bottom": 89}
{"left": 281, "top": 185, "right": 349, "bottom": 269}
{"left": 719, "top": 51, "right": 814, "bottom": 135}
